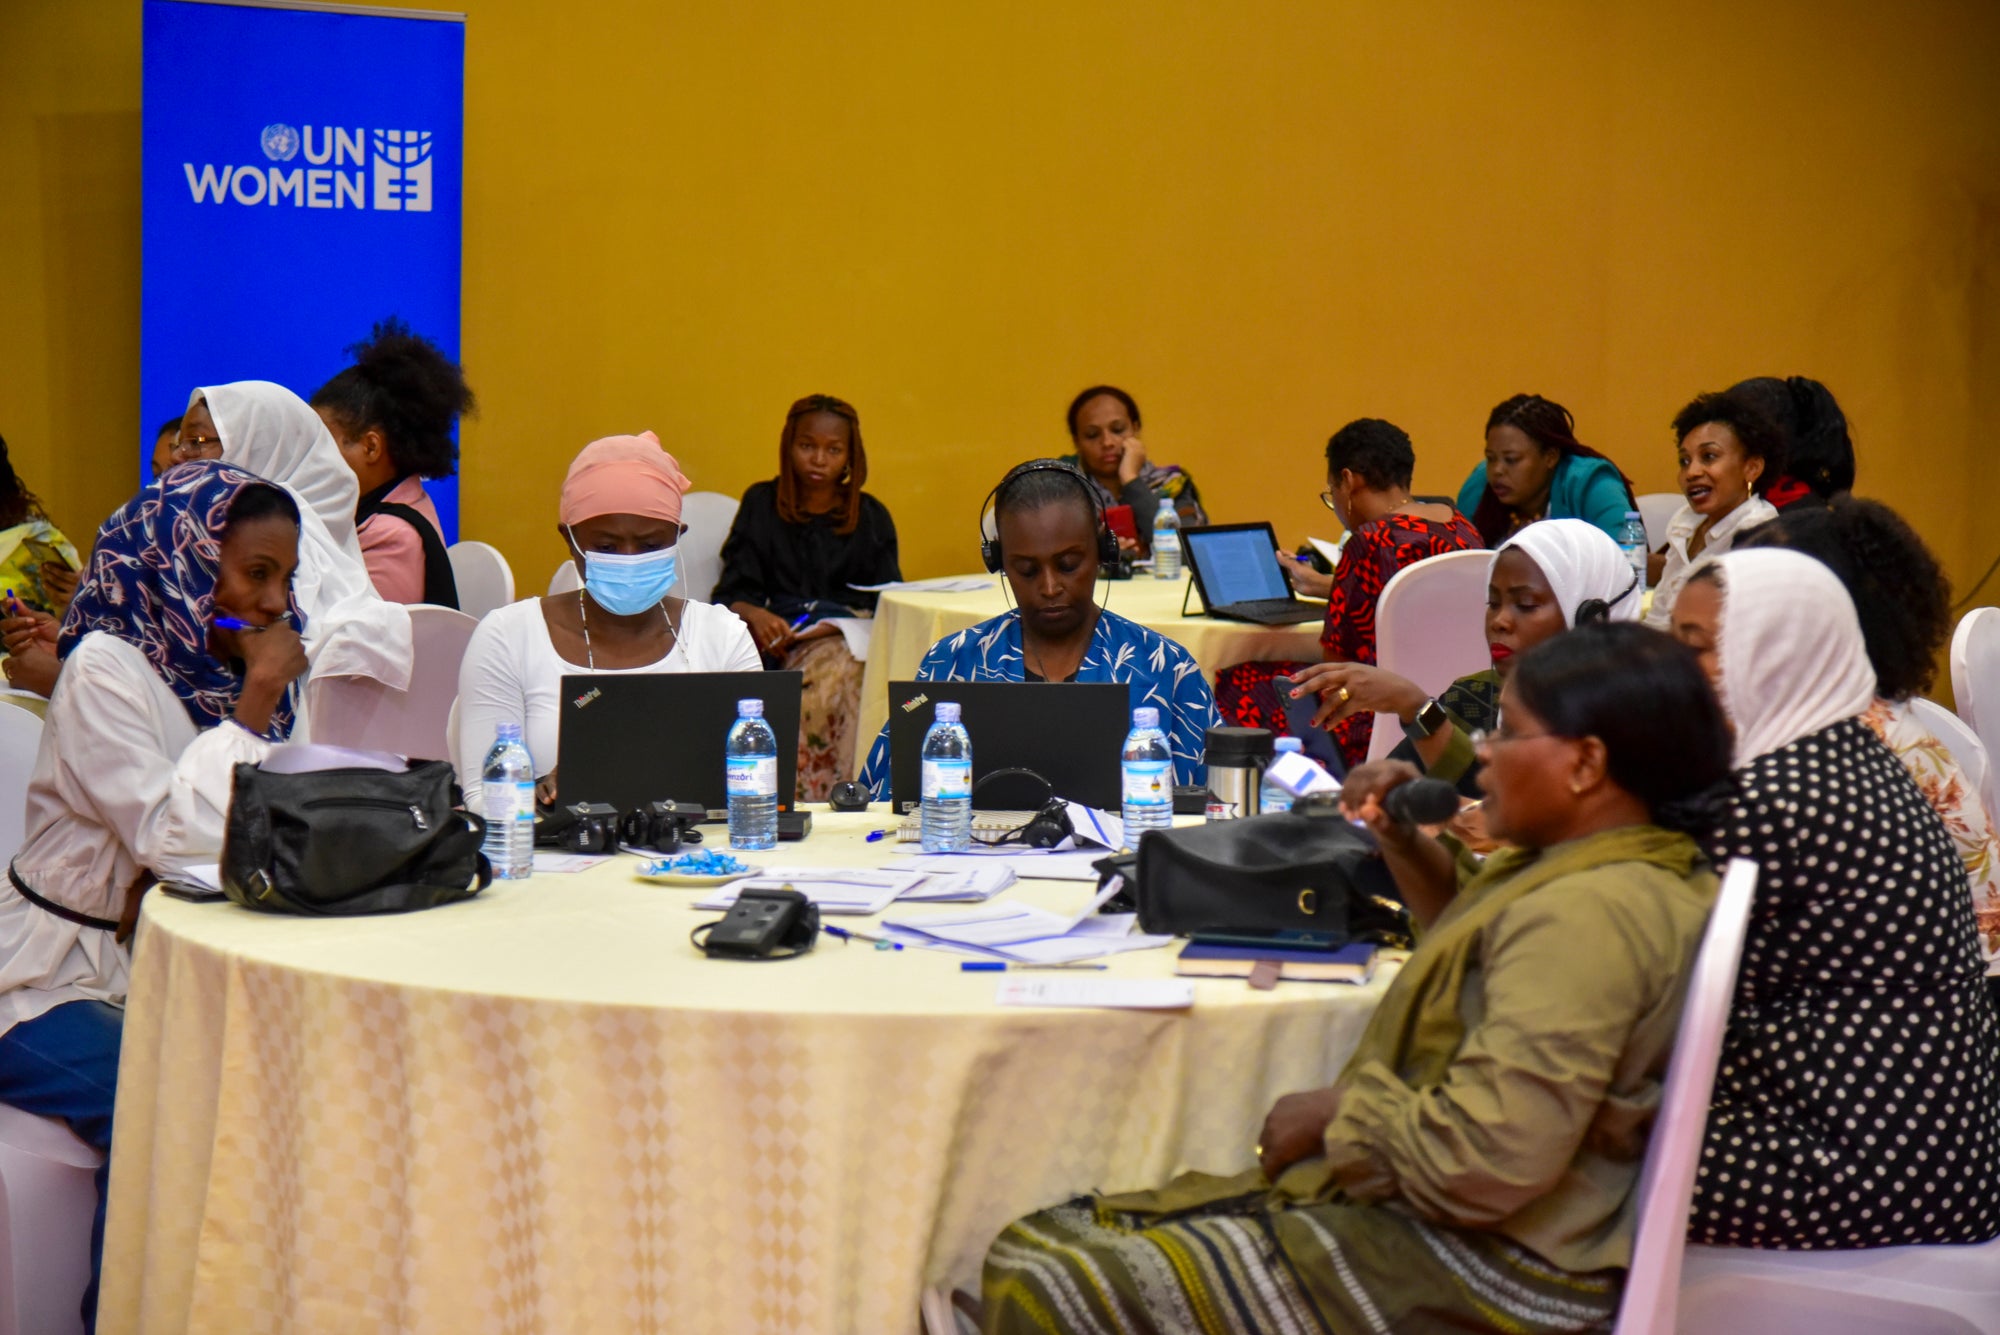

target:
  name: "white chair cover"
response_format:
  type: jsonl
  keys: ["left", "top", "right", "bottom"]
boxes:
{"left": 306, "top": 605, "right": 480, "bottom": 762}
{"left": 1365, "top": 549, "right": 1492, "bottom": 762}
{"left": 1612, "top": 858, "right": 1759, "bottom": 1335}
{"left": 448, "top": 541, "right": 516, "bottom": 621}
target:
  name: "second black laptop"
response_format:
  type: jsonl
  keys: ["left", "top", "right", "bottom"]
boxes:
{"left": 885, "top": 679, "right": 1130, "bottom": 815}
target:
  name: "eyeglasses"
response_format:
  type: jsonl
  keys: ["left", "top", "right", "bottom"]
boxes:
{"left": 1318, "top": 490, "right": 1341, "bottom": 513}
{"left": 172, "top": 434, "right": 223, "bottom": 460}
{"left": 1470, "top": 727, "right": 1559, "bottom": 750}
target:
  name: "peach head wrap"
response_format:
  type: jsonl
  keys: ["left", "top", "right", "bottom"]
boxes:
{"left": 559, "top": 431, "right": 691, "bottom": 526}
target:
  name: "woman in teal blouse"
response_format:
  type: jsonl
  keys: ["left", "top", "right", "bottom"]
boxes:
{"left": 1457, "top": 393, "right": 1636, "bottom": 545}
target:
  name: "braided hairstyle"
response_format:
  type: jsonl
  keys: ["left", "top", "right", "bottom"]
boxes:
{"left": 1728, "top": 375, "right": 1855, "bottom": 498}
{"left": 310, "top": 317, "right": 475, "bottom": 480}
{"left": 1735, "top": 497, "right": 1948, "bottom": 700}
{"left": 1475, "top": 393, "right": 1635, "bottom": 545}
{"left": 775, "top": 394, "right": 866, "bottom": 536}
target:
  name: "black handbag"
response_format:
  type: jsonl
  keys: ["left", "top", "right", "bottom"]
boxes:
{"left": 1131, "top": 811, "right": 1410, "bottom": 944}
{"left": 221, "top": 759, "right": 492, "bottom": 915}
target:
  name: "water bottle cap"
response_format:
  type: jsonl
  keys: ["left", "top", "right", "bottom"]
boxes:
{"left": 1274, "top": 737, "right": 1303, "bottom": 753}
{"left": 496, "top": 721, "right": 523, "bottom": 741}
{"left": 736, "top": 698, "right": 765, "bottom": 718}
{"left": 1625, "top": 510, "right": 1642, "bottom": 520}
{"left": 935, "top": 701, "right": 961, "bottom": 723}
{"left": 1132, "top": 706, "right": 1160, "bottom": 728}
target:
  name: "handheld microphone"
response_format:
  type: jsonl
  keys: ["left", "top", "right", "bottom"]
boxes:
{"left": 1382, "top": 778, "right": 1462, "bottom": 827}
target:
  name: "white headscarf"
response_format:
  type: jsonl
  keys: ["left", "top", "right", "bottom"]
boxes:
{"left": 192, "top": 380, "right": 413, "bottom": 691}
{"left": 1495, "top": 518, "right": 1643, "bottom": 626}
{"left": 1707, "top": 547, "right": 1876, "bottom": 768}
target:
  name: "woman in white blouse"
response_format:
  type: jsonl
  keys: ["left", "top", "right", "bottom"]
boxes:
{"left": 1643, "top": 388, "right": 1784, "bottom": 628}
{"left": 455, "top": 432, "right": 760, "bottom": 804}
{"left": 0, "top": 462, "right": 310, "bottom": 1329}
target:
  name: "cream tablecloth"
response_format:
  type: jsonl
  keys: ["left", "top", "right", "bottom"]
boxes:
{"left": 857, "top": 572, "right": 1325, "bottom": 747}
{"left": 100, "top": 809, "right": 1394, "bottom": 1334}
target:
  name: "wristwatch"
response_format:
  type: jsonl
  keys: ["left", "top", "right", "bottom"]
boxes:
{"left": 1401, "top": 698, "right": 1448, "bottom": 742}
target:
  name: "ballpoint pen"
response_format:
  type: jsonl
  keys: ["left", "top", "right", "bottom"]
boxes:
{"left": 960, "top": 961, "right": 1108, "bottom": 972}
{"left": 864, "top": 828, "right": 892, "bottom": 842}
{"left": 212, "top": 615, "right": 267, "bottom": 632}
{"left": 825, "top": 923, "right": 902, "bottom": 950}
{"left": 789, "top": 613, "right": 813, "bottom": 631}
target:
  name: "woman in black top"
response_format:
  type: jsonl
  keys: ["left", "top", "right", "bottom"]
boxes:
{"left": 715, "top": 394, "right": 899, "bottom": 798}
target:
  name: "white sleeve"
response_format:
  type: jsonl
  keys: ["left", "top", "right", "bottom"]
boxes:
{"left": 51, "top": 655, "right": 272, "bottom": 878}
{"left": 456, "top": 608, "right": 532, "bottom": 805}
{"left": 689, "top": 602, "right": 763, "bottom": 672}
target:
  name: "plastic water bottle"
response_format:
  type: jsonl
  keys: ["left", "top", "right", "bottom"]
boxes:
{"left": 726, "top": 698, "right": 779, "bottom": 850}
{"left": 1152, "top": 506, "right": 1182, "bottom": 580}
{"left": 1121, "top": 706, "right": 1174, "bottom": 843}
{"left": 919, "top": 701, "right": 973, "bottom": 853}
{"left": 1262, "top": 738, "right": 1303, "bottom": 814}
{"left": 1619, "top": 511, "right": 1649, "bottom": 593}
{"left": 480, "top": 721, "right": 535, "bottom": 880}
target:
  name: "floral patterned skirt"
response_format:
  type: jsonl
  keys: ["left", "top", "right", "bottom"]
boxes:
{"left": 786, "top": 632, "right": 866, "bottom": 802}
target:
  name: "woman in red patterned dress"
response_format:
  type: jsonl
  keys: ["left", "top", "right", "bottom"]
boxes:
{"left": 1216, "top": 418, "right": 1482, "bottom": 767}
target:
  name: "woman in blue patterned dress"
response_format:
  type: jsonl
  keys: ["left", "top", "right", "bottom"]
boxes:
{"left": 858, "top": 461, "right": 1218, "bottom": 795}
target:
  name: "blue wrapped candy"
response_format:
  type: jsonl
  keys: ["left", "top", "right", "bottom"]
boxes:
{"left": 641, "top": 849, "right": 749, "bottom": 877}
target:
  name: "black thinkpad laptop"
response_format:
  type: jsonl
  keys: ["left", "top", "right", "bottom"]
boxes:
{"left": 556, "top": 671, "right": 804, "bottom": 816}
{"left": 885, "top": 680, "right": 1129, "bottom": 815}
{"left": 1180, "top": 522, "right": 1325, "bottom": 624}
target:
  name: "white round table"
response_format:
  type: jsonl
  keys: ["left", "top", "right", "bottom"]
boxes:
{"left": 101, "top": 809, "right": 1395, "bottom": 1334}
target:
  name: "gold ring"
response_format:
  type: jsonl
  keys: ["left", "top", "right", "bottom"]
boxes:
{"left": 1336, "top": 687, "right": 1350, "bottom": 705}
{"left": 1254, "top": 1143, "right": 1265, "bottom": 1158}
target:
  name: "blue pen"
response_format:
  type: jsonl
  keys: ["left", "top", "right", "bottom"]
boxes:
{"left": 212, "top": 615, "right": 266, "bottom": 632}
{"left": 961, "top": 961, "right": 1108, "bottom": 972}
{"left": 789, "top": 613, "right": 812, "bottom": 631}
{"left": 825, "top": 924, "right": 902, "bottom": 951}
{"left": 864, "top": 828, "right": 892, "bottom": 843}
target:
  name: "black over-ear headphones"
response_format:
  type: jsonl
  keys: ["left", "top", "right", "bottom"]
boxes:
{"left": 977, "top": 460, "right": 1121, "bottom": 573}
{"left": 1575, "top": 573, "right": 1642, "bottom": 625}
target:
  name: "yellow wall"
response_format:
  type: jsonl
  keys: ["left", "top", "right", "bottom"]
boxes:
{"left": 5, "top": 0, "right": 1999, "bottom": 610}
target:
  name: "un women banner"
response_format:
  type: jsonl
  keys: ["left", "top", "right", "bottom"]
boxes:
{"left": 142, "top": 0, "right": 465, "bottom": 539}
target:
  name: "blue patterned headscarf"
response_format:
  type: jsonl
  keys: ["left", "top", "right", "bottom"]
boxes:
{"left": 57, "top": 460, "right": 304, "bottom": 738}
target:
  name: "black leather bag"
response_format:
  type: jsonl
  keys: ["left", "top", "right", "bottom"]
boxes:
{"left": 221, "top": 760, "right": 491, "bottom": 916}
{"left": 1131, "top": 811, "right": 1408, "bottom": 943}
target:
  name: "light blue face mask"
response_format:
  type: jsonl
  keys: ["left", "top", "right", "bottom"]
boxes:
{"left": 574, "top": 536, "right": 679, "bottom": 616}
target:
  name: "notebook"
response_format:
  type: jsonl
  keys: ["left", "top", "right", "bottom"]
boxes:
{"left": 1175, "top": 939, "right": 1379, "bottom": 984}
{"left": 1179, "top": 522, "right": 1325, "bottom": 624}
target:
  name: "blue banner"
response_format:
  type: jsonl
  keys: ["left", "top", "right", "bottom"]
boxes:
{"left": 142, "top": 0, "right": 465, "bottom": 540}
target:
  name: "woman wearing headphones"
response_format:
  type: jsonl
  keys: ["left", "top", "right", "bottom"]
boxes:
{"left": 1288, "top": 519, "right": 1643, "bottom": 798}
{"left": 856, "top": 460, "right": 1219, "bottom": 795}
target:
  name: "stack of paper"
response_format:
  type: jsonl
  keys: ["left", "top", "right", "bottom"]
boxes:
{"left": 995, "top": 977, "right": 1195, "bottom": 1010}
{"left": 882, "top": 879, "right": 1173, "bottom": 964}
{"left": 894, "top": 861, "right": 1017, "bottom": 902}
{"left": 849, "top": 577, "right": 995, "bottom": 594}
{"left": 692, "top": 868, "right": 929, "bottom": 916}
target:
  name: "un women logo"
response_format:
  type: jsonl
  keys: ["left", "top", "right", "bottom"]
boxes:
{"left": 260, "top": 123, "right": 300, "bottom": 162}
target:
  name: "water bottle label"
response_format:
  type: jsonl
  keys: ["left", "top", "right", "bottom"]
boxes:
{"left": 922, "top": 758, "right": 972, "bottom": 801}
{"left": 1122, "top": 759, "right": 1172, "bottom": 805}
{"left": 726, "top": 756, "right": 778, "bottom": 797}
{"left": 484, "top": 780, "right": 528, "bottom": 824}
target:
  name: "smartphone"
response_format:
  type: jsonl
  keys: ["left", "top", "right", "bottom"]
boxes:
{"left": 1103, "top": 504, "right": 1139, "bottom": 544}
{"left": 22, "top": 536, "right": 74, "bottom": 571}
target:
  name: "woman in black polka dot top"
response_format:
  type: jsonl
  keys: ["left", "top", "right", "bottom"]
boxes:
{"left": 1669, "top": 548, "right": 2000, "bottom": 1249}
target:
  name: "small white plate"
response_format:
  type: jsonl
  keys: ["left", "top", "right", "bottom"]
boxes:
{"left": 635, "top": 867, "right": 751, "bottom": 887}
